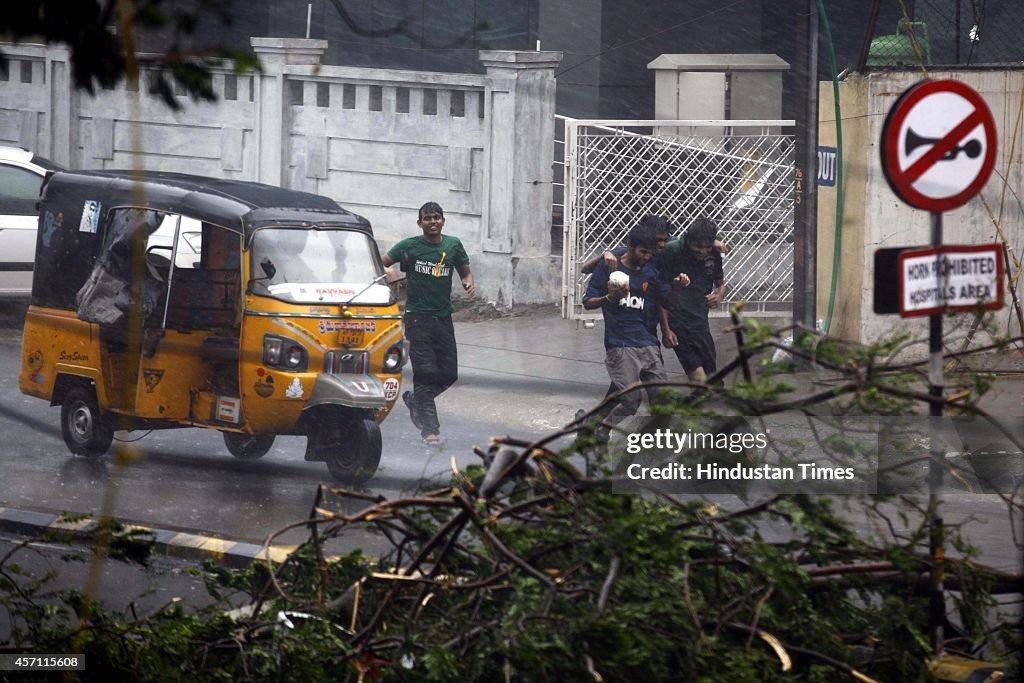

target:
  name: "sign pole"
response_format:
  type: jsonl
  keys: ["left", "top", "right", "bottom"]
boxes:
{"left": 876, "top": 77, "right": 998, "bottom": 659}
{"left": 928, "top": 210, "right": 945, "bottom": 655}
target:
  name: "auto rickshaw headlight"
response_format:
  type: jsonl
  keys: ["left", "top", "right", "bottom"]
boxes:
{"left": 284, "top": 345, "right": 304, "bottom": 369}
{"left": 263, "top": 335, "right": 308, "bottom": 372}
{"left": 382, "top": 343, "right": 403, "bottom": 373}
{"left": 263, "top": 337, "right": 283, "bottom": 365}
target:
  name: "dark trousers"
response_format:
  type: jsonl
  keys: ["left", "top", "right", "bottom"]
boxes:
{"left": 405, "top": 312, "right": 458, "bottom": 436}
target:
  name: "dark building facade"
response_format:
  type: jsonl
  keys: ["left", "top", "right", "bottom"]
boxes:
{"left": 144, "top": 1, "right": 983, "bottom": 120}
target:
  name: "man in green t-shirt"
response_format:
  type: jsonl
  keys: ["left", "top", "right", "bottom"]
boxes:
{"left": 657, "top": 217, "right": 727, "bottom": 383}
{"left": 382, "top": 202, "right": 474, "bottom": 446}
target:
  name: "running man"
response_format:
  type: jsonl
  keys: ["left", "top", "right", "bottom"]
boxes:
{"left": 382, "top": 202, "right": 474, "bottom": 446}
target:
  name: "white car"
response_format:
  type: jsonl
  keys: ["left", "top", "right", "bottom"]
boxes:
{"left": 0, "top": 145, "right": 65, "bottom": 298}
{"left": 0, "top": 149, "right": 203, "bottom": 298}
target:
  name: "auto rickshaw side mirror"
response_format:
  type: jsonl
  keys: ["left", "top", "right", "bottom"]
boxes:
{"left": 248, "top": 258, "right": 277, "bottom": 293}
{"left": 260, "top": 258, "right": 276, "bottom": 280}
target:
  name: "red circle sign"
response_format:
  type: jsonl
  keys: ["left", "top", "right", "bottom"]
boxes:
{"left": 880, "top": 79, "right": 997, "bottom": 212}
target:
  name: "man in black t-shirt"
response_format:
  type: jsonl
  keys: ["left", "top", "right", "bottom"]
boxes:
{"left": 583, "top": 223, "right": 688, "bottom": 420}
{"left": 658, "top": 217, "right": 727, "bottom": 383}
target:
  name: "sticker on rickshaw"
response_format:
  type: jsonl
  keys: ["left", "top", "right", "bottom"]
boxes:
{"left": 319, "top": 319, "right": 375, "bottom": 333}
{"left": 143, "top": 369, "right": 165, "bottom": 393}
{"left": 319, "top": 319, "right": 375, "bottom": 346}
{"left": 217, "top": 396, "right": 241, "bottom": 422}
{"left": 79, "top": 200, "right": 101, "bottom": 233}
{"left": 267, "top": 282, "right": 391, "bottom": 306}
{"left": 254, "top": 376, "right": 275, "bottom": 397}
{"left": 285, "top": 378, "right": 304, "bottom": 399}
{"left": 382, "top": 378, "right": 400, "bottom": 401}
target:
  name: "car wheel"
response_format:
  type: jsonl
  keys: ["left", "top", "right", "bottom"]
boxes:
{"left": 61, "top": 386, "right": 113, "bottom": 457}
{"left": 223, "top": 432, "right": 275, "bottom": 460}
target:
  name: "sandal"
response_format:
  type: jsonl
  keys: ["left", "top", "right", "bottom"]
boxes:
{"left": 422, "top": 434, "right": 443, "bottom": 446}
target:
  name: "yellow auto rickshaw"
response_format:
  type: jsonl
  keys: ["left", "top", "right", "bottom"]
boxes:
{"left": 19, "top": 170, "right": 403, "bottom": 483}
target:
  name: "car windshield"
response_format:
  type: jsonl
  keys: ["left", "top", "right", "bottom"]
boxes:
{"left": 250, "top": 227, "right": 388, "bottom": 305}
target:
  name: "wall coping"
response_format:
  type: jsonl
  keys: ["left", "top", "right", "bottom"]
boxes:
{"left": 0, "top": 41, "right": 49, "bottom": 59}
{"left": 250, "top": 37, "right": 328, "bottom": 65}
{"left": 647, "top": 54, "right": 790, "bottom": 72}
{"left": 479, "top": 50, "right": 563, "bottom": 70}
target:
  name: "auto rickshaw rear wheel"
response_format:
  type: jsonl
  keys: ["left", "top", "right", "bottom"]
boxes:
{"left": 308, "top": 408, "right": 382, "bottom": 484}
{"left": 223, "top": 432, "right": 276, "bottom": 460}
{"left": 61, "top": 386, "right": 114, "bottom": 458}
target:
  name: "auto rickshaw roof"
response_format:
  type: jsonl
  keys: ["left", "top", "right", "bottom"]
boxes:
{"left": 42, "top": 170, "right": 371, "bottom": 236}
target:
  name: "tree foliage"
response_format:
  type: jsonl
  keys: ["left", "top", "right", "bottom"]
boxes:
{"left": 1, "top": 317, "right": 1021, "bottom": 681}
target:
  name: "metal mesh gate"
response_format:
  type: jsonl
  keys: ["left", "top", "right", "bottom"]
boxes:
{"left": 561, "top": 119, "right": 796, "bottom": 320}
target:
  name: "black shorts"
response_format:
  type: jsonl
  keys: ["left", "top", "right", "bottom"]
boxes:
{"left": 673, "top": 331, "right": 716, "bottom": 375}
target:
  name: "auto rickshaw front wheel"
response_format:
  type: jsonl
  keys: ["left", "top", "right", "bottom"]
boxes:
{"left": 223, "top": 432, "right": 276, "bottom": 460}
{"left": 306, "top": 407, "right": 382, "bottom": 484}
{"left": 61, "top": 386, "right": 114, "bottom": 458}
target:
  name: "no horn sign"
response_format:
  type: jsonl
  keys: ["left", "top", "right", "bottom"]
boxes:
{"left": 880, "top": 79, "right": 997, "bottom": 212}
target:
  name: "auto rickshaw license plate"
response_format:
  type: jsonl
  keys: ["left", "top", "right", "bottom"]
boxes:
{"left": 338, "top": 329, "right": 363, "bottom": 346}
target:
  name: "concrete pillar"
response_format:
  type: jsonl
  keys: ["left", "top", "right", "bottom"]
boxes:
{"left": 479, "top": 50, "right": 562, "bottom": 305}
{"left": 45, "top": 45, "right": 73, "bottom": 165}
{"left": 250, "top": 38, "right": 327, "bottom": 187}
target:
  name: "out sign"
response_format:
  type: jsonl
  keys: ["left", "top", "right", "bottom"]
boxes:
{"left": 817, "top": 146, "right": 837, "bottom": 186}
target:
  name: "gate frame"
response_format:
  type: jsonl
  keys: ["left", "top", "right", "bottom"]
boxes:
{"left": 560, "top": 118, "right": 796, "bottom": 321}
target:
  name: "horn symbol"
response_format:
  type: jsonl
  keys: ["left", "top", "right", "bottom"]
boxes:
{"left": 905, "top": 127, "right": 983, "bottom": 160}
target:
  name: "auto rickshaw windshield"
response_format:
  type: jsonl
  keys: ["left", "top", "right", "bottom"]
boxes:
{"left": 250, "top": 227, "right": 389, "bottom": 304}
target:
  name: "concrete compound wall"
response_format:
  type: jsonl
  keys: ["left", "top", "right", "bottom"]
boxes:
{"left": 817, "top": 71, "right": 1024, "bottom": 348}
{"left": 0, "top": 39, "right": 563, "bottom": 306}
